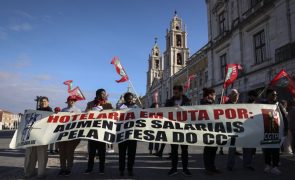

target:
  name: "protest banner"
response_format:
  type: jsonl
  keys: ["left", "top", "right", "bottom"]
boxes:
{"left": 10, "top": 104, "right": 284, "bottom": 149}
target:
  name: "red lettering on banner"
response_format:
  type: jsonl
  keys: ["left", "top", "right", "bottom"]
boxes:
{"left": 168, "top": 112, "right": 174, "bottom": 121}
{"left": 96, "top": 113, "right": 107, "bottom": 119}
{"left": 237, "top": 108, "right": 249, "bottom": 119}
{"left": 72, "top": 114, "right": 79, "bottom": 121}
{"left": 88, "top": 113, "right": 95, "bottom": 120}
{"left": 119, "top": 113, "right": 125, "bottom": 121}
{"left": 125, "top": 112, "right": 135, "bottom": 120}
{"left": 198, "top": 110, "right": 209, "bottom": 120}
{"left": 213, "top": 108, "right": 249, "bottom": 120}
{"left": 80, "top": 114, "right": 87, "bottom": 120}
{"left": 60, "top": 116, "right": 70, "bottom": 123}
{"left": 188, "top": 110, "right": 198, "bottom": 121}
{"left": 108, "top": 112, "right": 118, "bottom": 120}
{"left": 225, "top": 109, "right": 236, "bottom": 119}
{"left": 140, "top": 111, "right": 148, "bottom": 118}
{"left": 47, "top": 115, "right": 59, "bottom": 123}
{"left": 214, "top": 109, "right": 224, "bottom": 119}
{"left": 177, "top": 111, "right": 187, "bottom": 121}
{"left": 149, "top": 112, "right": 163, "bottom": 119}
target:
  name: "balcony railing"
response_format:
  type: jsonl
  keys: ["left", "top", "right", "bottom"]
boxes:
{"left": 275, "top": 42, "right": 295, "bottom": 62}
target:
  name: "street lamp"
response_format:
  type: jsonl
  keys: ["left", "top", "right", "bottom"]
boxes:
{"left": 34, "top": 96, "right": 42, "bottom": 110}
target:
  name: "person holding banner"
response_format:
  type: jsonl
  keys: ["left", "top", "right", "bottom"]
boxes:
{"left": 241, "top": 90, "right": 259, "bottom": 171}
{"left": 118, "top": 92, "right": 138, "bottom": 176}
{"left": 226, "top": 89, "right": 243, "bottom": 171}
{"left": 201, "top": 88, "right": 221, "bottom": 175}
{"left": 84, "top": 89, "right": 113, "bottom": 175}
{"left": 262, "top": 89, "right": 282, "bottom": 175}
{"left": 166, "top": 85, "right": 192, "bottom": 177}
{"left": 57, "top": 96, "right": 81, "bottom": 176}
{"left": 23, "top": 96, "right": 52, "bottom": 179}
{"left": 280, "top": 100, "right": 292, "bottom": 154}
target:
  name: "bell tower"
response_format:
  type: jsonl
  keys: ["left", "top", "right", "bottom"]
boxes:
{"left": 146, "top": 38, "right": 163, "bottom": 92}
{"left": 163, "top": 11, "right": 189, "bottom": 79}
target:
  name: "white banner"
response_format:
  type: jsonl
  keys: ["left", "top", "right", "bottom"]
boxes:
{"left": 9, "top": 104, "right": 284, "bottom": 149}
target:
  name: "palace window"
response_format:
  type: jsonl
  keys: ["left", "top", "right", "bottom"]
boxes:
{"left": 220, "top": 54, "right": 227, "bottom": 80}
{"left": 177, "top": 53, "right": 182, "bottom": 65}
{"left": 176, "top": 35, "right": 182, "bottom": 47}
{"left": 219, "top": 11, "right": 226, "bottom": 34}
{"left": 254, "top": 30, "right": 266, "bottom": 64}
{"left": 155, "top": 60, "right": 159, "bottom": 69}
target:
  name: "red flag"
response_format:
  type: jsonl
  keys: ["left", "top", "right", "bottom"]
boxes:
{"left": 69, "top": 87, "right": 86, "bottom": 101}
{"left": 223, "top": 64, "right": 242, "bottom": 89}
{"left": 111, "top": 56, "right": 129, "bottom": 83}
{"left": 63, "top": 80, "right": 73, "bottom": 92}
{"left": 270, "top": 69, "right": 295, "bottom": 96}
{"left": 184, "top": 74, "right": 197, "bottom": 91}
{"left": 221, "top": 95, "right": 229, "bottom": 104}
{"left": 63, "top": 80, "right": 86, "bottom": 101}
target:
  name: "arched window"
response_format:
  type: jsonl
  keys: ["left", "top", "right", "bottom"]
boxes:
{"left": 155, "top": 60, "right": 159, "bottom": 69}
{"left": 177, "top": 53, "right": 182, "bottom": 65}
{"left": 176, "top": 35, "right": 182, "bottom": 47}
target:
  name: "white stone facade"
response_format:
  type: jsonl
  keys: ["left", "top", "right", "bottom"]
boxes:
{"left": 206, "top": 0, "right": 295, "bottom": 101}
{"left": 145, "top": 13, "right": 191, "bottom": 108}
{"left": 145, "top": 0, "right": 295, "bottom": 106}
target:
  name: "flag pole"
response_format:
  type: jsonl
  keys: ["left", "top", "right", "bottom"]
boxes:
{"left": 220, "top": 66, "right": 227, "bottom": 104}
{"left": 128, "top": 80, "right": 143, "bottom": 107}
{"left": 220, "top": 88, "right": 225, "bottom": 104}
{"left": 253, "top": 84, "right": 269, "bottom": 103}
{"left": 257, "top": 85, "right": 269, "bottom": 98}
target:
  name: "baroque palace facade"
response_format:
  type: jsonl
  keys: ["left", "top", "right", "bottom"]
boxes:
{"left": 145, "top": 0, "right": 295, "bottom": 107}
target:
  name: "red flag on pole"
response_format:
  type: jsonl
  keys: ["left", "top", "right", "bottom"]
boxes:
{"left": 63, "top": 80, "right": 86, "bottom": 101}
{"left": 63, "top": 80, "right": 73, "bottom": 92}
{"left": 69, "top": 87, "right": 86, "bottom": 101}
{"left": 221, "top": 95, "right": 229, "bottom": 104}
{"left": 184, "top": 74, "right": 197, "bottom": 91}
{"left": 223, "top": 64, "right": 242, "bottom": 89}
{"left": 270, "top": 69, "right": 295, "bottom": 96}
{"left": 111, "top": 56, "right": 129, "bottom": 83}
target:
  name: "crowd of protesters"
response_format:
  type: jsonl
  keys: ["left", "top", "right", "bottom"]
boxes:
{"left": 21, "top": 85, "right": 295, "bottom": 178}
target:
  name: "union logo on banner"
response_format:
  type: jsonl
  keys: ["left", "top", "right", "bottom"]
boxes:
{"left": 18, "top": 112, "right": 43, "bottom": 146}
{"left": 260, "top": 109, "right": 281, "bottom": 144}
